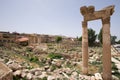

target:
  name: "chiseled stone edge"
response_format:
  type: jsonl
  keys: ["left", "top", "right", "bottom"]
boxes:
{"left": 0, "top": 62, "right": 13, "bottom": 80}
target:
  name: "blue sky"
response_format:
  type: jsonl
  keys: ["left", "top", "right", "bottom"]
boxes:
{"left": 0, "top": 0, "right": 120, "bottom": 40}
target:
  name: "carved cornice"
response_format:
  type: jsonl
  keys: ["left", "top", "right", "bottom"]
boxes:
{"left": 102, "top": 5, "right": 115, "bottom": 15}
{"left": 80, "top": 6, "right": 95, "bottom": 16}
{"left": 80, "top": 5, "right": 114, "bottom": 21}
{"left": 80, "top": 6, "right": 87, "bottom": 15}
{"left": 102, "top": 17, "right": 110, "bottom": 24}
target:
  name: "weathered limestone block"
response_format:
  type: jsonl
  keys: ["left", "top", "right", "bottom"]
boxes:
{"left": 26, "top": 73, "right": 33, "bottom": 80}
{"left": 80, "top": 6, "right": 88, "bottom": 16}
{"left": 13, "top": 70, "right": 22, "bottom": 76}
{"left": 88, "top": 6, "right": 95, "bottom": 13}
{"left": 80, "top": 6, "right": 95, "bottom": 15}
{"left": 102, "top": 5, "right": 115, "bottom": 15}
{"left": 0, "top": 62, "right": 13, "bottom": 80}
{"left": 94, "top": 73, "right": 103, "bottom": 80}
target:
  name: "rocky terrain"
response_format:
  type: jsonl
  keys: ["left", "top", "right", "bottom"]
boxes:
{"left": 0, "top": 43, "right": 120, "bottom": 80}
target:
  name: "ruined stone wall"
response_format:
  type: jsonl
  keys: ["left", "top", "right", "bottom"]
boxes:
{"left": 28, "top": 34, "right": 57, "bottom": 44}
{"left": 0, "top": 32, "right": 17, "bottom": 44}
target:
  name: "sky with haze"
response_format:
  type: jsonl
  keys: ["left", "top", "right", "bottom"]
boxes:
{"left": 0, "top": 0, "right": 120, "bottom": 40}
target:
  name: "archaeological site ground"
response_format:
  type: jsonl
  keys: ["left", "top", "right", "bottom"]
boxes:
{"left": 0, "top": 5, "right": 120, "bottom": 80}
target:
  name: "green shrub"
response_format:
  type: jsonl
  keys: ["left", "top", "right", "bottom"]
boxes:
{"left": 55, "top": 36, "right": 62, "bottom": 43}
{"left": 29, "top": 57, "right": 39, "bottom": 62}
{"left": 50, "top": 64, "right": 57, "bottom": 71}
{"left": 98, "top": 65, "right": 102, "bottom": 73}
{"left": 65, "top": 61, "right": 74, "bottom": 68}
{"left": 48, "top": 53, "right": 62, "bottom": 59}
{"left": 77, "top": 36, "right": 82, "bottom": 41}
{"left": 42, "top": 77, "right": 47, "bottom": 80}
{"left": 26, "top": 46, "right": 33, "bottom": 52}
{"left": 13, "top": 76, "right": 19, "bottom": 80}
{"left": 112, "top": 62, "right": 118, "bottom": 71}
{"left": 4, "top": 58, "right": 9, "bottom": 63}
{"left": 26, "top": 66, "right": 33, "bottom": 70}
{"left": 19, "top": 41, "right": 28, "bottom": 46}
{"left": 112, "top": 62, "right": 120, "bottom": 79}
{"left": 91, "top": 61, "right": 101, "bottom": 65}
{"left": 13, "top": 76, "right": 27, "bottom": 80}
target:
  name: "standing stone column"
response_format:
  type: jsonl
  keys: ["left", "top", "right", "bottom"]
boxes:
{"left": 102, "top": 17, "right": 112, "bottom": 80}
{"left": 82, "top": 21, "right": 88, "bottom": 74}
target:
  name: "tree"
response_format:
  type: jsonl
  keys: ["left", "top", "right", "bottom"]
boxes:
{"left": 55, "top": 36, "right": 62, "bottom": 43}
{"left": 111, "top": 36, "right": 117, "bottom": 44}
{"left": 98, "top": 28, "right": 117, "bottom": 45}
{"left": 77, "top": 29, "right": 97, "bottom": 46}
{"left": 98, "top": 28, "right": 102, "bottom": 44}
{"left": 116, "top": 40, "right": 120, "bottom": 44}
{"left": 77, "top": 36, "right": 82, "bottom": 41}
{"left": 88, "top": 28, "right": 97, "bottom": 46}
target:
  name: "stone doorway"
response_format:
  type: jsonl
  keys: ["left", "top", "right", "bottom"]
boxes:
{"left": 80, "top": 5, "right": 114, "bottom": 80}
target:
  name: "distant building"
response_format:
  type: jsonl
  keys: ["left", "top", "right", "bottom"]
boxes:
{"left": 16, "top": 37, "right": 29, "bottom": 46}
{"left": 0, "top": 31, "right": 79, "bottom": 46}
{"left": 0, "top": 31, "right": 14, "bottom": 43}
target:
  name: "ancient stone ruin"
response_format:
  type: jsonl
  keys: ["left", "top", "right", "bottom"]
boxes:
{"left": 80, "top": 5, "right": 115, "bottom": 80}
{"left": 0, "top": 62, "right": 13, "bottom": 80}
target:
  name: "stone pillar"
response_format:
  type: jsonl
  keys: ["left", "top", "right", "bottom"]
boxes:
{"left": 102, "top": 17, "right": 112, "bottom": 80}
{"left": 82, "top": 21, "right": 88, "bottom": 74}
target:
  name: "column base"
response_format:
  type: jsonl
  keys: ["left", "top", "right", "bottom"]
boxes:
{"left": 102, "top": 74, "right": 112, "bottom": 80}
{"left": 82, "top": 67, "right": 88, "bottom": 74}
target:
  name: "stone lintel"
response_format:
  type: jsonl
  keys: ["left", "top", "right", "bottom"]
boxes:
{"left": 102, "top": 17, "right": 110, "bottom": 24}
{"left": 84, "top": 11, "right": 104, "bottom": 21}
{"left": 102, "top": 5, "right": 115, "bottom": 15}
{"left": 80, "top": 5, "right": 114, "bottom": 21}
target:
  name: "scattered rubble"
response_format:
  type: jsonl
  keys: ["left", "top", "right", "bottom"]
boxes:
{"left": 0, "top": 43, "right": 120, "bottom": 80}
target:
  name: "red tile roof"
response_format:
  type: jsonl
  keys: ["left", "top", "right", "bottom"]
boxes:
{"left": 16, "top": 37, "right": 29, "bottom": 42}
